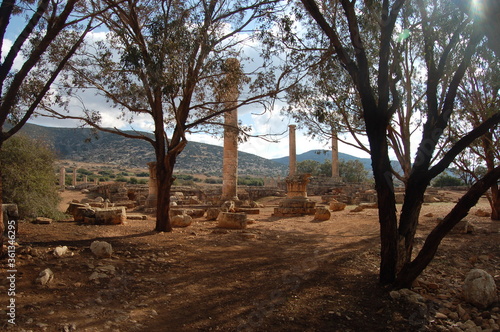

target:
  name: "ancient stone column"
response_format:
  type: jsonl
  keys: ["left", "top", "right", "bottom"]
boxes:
{"left": 84, "top": 175, "right": 88, "bottom": 184}
{"left": 145, "top": 162, "right": 157, "bottom": 208}
{"left": 59, "top": 167, "right": 65, "bottom": 191}
{"left": 221, "top": 58, "right": 241, "bottom": 201}
{"left": 289, "top": 125, "right": 297, "bottom": 176}
{"left": 331, "top": 130, "right": 340, "bottom": 179}
{"left": 72, "top": 169, "right": 77, "bottom": 186}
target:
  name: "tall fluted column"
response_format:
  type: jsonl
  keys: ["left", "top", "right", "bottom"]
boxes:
{"left": 221, "top": 58, "right": 241, "bottom": 201}
{"left": 289, "top": 125, "right": 297, "bottom": 176}
{"left": 331, "top": 130, "right": 340, "bottom": 179}
{"left": 60, "top": 167, "right": 66, "bottom": 191}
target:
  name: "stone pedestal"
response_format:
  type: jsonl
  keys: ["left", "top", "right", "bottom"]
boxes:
{"left": 273, "top": 174, "right": 316, "bottom": 217}
{"left": 145, "top": 162, "right": 157, "bottom": 208}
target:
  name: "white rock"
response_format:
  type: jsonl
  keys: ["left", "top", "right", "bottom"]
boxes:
{"left": 36, "top": 268, "right": 54, "bottom": 285}
{"left": 463, "top": 269, "right": 498, "bottom": 309}
{"left": 90, "top": 241, "right": 113, "bottom": 258}
{"left": 53, "top": 246, "right": 69, "bottom": 257}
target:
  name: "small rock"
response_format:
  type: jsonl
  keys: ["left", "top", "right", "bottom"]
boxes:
{"left": 424, "top": 213, "right": 434, "bottom": 217}
{"left": 53, "top": 246, "right": 69, "bottom": 257}
{"left": 475, "top": 209, "right": 491, "bottom": 217}
{"left": 36, "top": 268, "right": 54, "bottom": 285}
{"left": 398, "top": 288, "right": 424, "bottom": 304}
{"left": 239, "top": 232, "right": 257, "bottom": 239}
{"left": 314, "top": 207, "right": 331, "bottom": 221}
{"left": 329, "top": 201, "right": 347, "bottom": 212}
{"left": 89, "top": 272, "right": 109, "bottom": 281}
{"left": 350, "top": 205, "right": 364, "bottom": 212}
{"left": 389, "top": 290, "right": 401, "bottom": 300}
{"left": 33, "top": 217, "right": 53, "bottom": 224}
{"left": 90, "top": 241, "right": 113, "bottom": 258}
{"left": 95, "top": 264, "right": 116, "bottom": 274}
{"left": 435, "top": 312, "right": 448, "bottom": 319}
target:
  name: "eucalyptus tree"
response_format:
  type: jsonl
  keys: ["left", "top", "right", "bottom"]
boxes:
{"left": 0, "top": 0, "right": 101, "bottom": 251}
{"left": 278, "top": 0, "right": 500, "bottom": 287}
{"left": 446, "top": 46, "right": 499, "bottom": 219}
{"left": 52, "top": 0, "right": 290, "bottom": 232}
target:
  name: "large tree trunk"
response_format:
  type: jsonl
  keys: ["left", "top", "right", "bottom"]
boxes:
{"left": 395, "top": 166, "right": 500, "bottom": 288}
{"left": 366, "top": 111, "right": 399, "bottom": 285}
{"left": 155, "top": 159, "right": 173, "bottom": 232}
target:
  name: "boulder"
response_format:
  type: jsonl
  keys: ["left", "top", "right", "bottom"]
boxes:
{"left": 186, "top": 209, "right": 205, "bottom": 218}
{"left": 171, "top": 214, "right": 192, "bottom": 227}
{"left": 94, "top": 207, "right": 126, "bottom": 225}
{"left": 329, "top": 201, "right": 346, "bottom": 212}
{"left": 217, "top": 212, "right": 247, "bottom": 229}
{"left": 90, "top": 241, "right": 113, "bottom": 258}
{"left": 463, "top": 269, "right": 498, "bottom": 309}
{"left": 36, "top": 268, "right": 54, "bottom": 285}
{"left": 206, "top": 208, "right": 220, "bottom": 221}
{"left": 314, "top": 207, "right": 331, "bottom": 221}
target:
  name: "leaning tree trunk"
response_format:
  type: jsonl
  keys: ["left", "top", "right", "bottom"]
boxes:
{"left": 396, "top": 173, "right": 431, "bottom": 271}
{"left": 395, "top": 166, "right": 500, "bottom": 288}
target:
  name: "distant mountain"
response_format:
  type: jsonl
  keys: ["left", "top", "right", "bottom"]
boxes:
{"left": 17, "top": 123, "right": 288, "bottom": 177}
{"left": 272, "top": 149, "right": 372, "bottom": 170}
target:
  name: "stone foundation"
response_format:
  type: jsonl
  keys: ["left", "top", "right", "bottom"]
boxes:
{"left": 273, "top": 197, "right": 316, "bottom": 217}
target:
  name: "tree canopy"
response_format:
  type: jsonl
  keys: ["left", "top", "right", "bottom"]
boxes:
{"left": 48, "top": 0, "right": 293, "bottom": 231}
{"left": 0, "top": 135, "right": 62, "bottom": 219}
{"left": 277, "top": 0, "right": 500, "bottom": 287}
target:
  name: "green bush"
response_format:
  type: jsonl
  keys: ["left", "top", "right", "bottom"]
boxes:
{"left": 0, "top": 135, "right": 64, "bottom": 219}
{"left": 77, "top": 168, "right": 94, "bottom": 176}
{"left": 238, "top": 176, "right": 264, "bottom": 186}
{"left": 115, "top": 176, "right": 128, "bottom": 182}
{"left": 433, "top": 174, "right": 464, "bottom": 187}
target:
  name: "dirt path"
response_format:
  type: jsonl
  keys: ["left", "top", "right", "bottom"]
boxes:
{"left": 1, "top": 194, "right": 498, "bottom": 331}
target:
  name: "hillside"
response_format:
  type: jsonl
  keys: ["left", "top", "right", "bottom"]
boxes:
{"left": 18, "top": 123, "right": 288, "bottom": 177}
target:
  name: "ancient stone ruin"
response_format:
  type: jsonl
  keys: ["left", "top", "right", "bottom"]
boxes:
{"left": 273, "top": 173, "right": 316, "bottom": 217}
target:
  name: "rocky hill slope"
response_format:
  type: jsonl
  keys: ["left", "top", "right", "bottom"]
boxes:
{"left": 18, "top": 123, "right": 288, "bottom": 177}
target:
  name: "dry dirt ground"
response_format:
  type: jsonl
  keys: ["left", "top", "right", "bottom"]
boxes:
{"left": 1, "top": 190, "right": 499, "bottom": 332}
